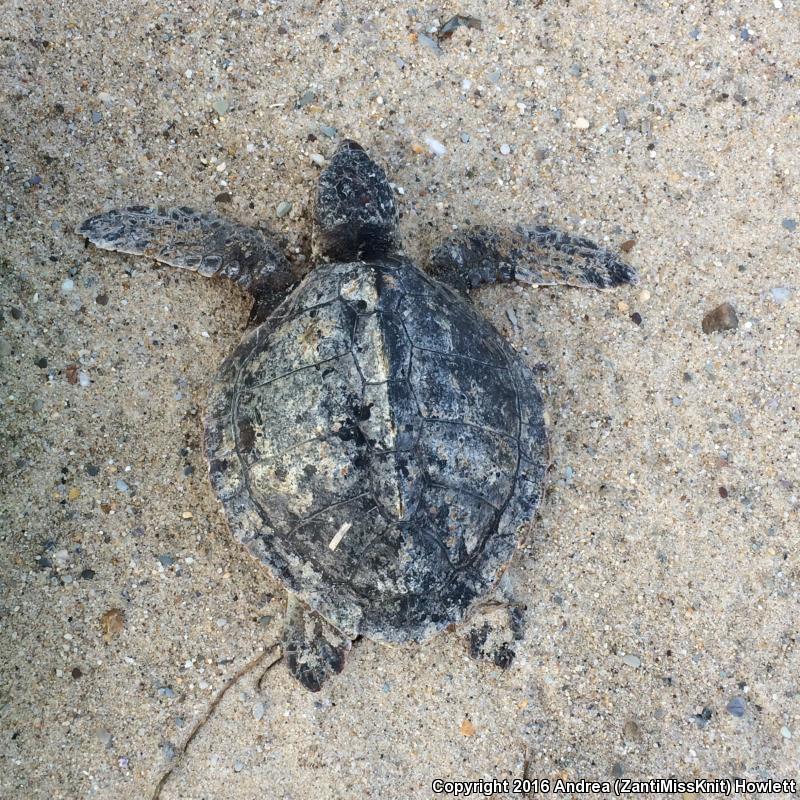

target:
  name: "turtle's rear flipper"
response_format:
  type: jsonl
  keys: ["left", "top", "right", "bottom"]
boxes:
{"left": 463, "top": 601, "right": 526, "bottom": 670}
{"left": 429, "top": 225, "right": 637, "bottom": 293}
{"left": 283, "top": 594, "right": 352, "bottom": 692}
{"left": 76, "top": 206, "right": 295, "bottom": 321}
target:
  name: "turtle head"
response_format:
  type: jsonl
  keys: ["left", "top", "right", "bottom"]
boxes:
{"left": 313, "top": 140, "right": 400, "bottom": 262}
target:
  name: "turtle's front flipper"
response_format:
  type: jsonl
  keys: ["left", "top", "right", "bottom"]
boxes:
{"left": 429, "top": 225, "right": 637, "bottom": 293}
{"left": 76, "top": 206, "right": 295, "bottom": 320}
{"left": 283, "top": 594, "right": 352, "bottom": 692}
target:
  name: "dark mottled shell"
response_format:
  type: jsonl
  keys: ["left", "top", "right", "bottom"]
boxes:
{"left": 205, "top": 258, "right": 547, "bottom": 642}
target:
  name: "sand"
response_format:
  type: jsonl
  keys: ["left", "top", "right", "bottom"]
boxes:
{"left": 1, "top": 1, "right": 798, "bottom": 798}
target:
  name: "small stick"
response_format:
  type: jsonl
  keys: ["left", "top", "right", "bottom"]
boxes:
{"left": 151, "top": 643, "right": 282, "bottom": 800}
{"left": 328, "top": 521, "right": 352, "bottom": 551}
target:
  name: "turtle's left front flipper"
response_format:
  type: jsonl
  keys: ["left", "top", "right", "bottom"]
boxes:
{"left": 429, "top": 225, "right": 637, "bottom": 293}
{"left": 76, "top": 206, "right": 295, "bottom": 322}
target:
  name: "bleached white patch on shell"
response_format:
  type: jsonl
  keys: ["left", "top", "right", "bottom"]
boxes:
{"left": 340, "top": 266, "right": 379, "bottom": 311}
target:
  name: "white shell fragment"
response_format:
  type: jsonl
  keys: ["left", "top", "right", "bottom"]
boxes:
{"left": 328, "top": 522, "right": 352, "bottom": 551}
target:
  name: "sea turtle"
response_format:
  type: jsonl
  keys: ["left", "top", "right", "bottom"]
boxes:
{"left": 77, "top": 140, "right": 636, "bottom": 691}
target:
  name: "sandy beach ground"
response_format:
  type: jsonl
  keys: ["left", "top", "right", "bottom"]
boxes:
{"left": 1, "top": 1, "right": 799, "bottom": 798}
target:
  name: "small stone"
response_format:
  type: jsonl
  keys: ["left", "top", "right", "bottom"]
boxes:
{"left": 157, "top": 686, "right": 176, "bottom": 699}
{"left": 233, "top": 760, "right": 244, "bottom": 772}
{"left": 35, "top": 356, "right": 48, "bottom": 368}
{"left": 96, "top": 293, "right": 109, "bottom": 305}
{"left": 212, "top": 98, "right": 229, "bottom": 116}
{"left": 214, "top": 192, "right": 233, "bottom": 204}
{"left": 80, "top": 568, "right": 95, "bottom": 580}
{"left": 53, "top": 549, "right": 69, "bottom": 568}
{"left": 417, "top": 33, "right": 442, "bottom": 54}
{"left": 91, "top": 111, "right": 102, "bottom": 124}
{"left": 68, "top": 486, "right": 81, "bottom": 501}
{"left": 619, "top": 239, "right": 636, "bottom": 253}
{"left": 85, "top": 464, "right": 100, "bottom": 476}
{"left": 100, "top": 608, "right": 125, "bottom": 642}
{"left": 617, "top": 300, "right": 629, "bottom": 313}
{"left": 158, "top": 554, "right": 175, "bottom": 567}
{"left": 726, "top": 696, "right": 745, "bottom": 717}
{"left": 770, "top": 287, "right": 791, "bottom": 303}
{"left": 460, "top": 719, "right": 476, "bottom": 736}
{"left": 719, "top": 486, "right": 729, "bottom": 498}
{"left": 460, "top": 132, "right": 470, "bottom": 143}
{"left": 780, "top": 726, "right": 792, "bottom": 739}
{"left": 568, "top": 63, "right": 582, "bottom": 77}
{"left": 296, "top": 90, "right": 316, "bottom": 108}
{"left": 319, "top": 125, "right": 337, "bottom": 139}
{"left": 574, "top": 117, "right": 590, "bottom": 130}
{"left": 621, "top": 654, "right": 641, "bottom": 668}
{"left": 438, "top": 14, "right": 482, "bottom": 39}
{"left": 630, "top": 312, "right": 642, "bottom": 325}
{"left": 424, "top": 136, "right": 446, "bottom": 156}
{"left": 781, "top": 217, "right": 796, "bottom": 231}
{"left": 97, "top": 729, "right": 113, "bottom": 747}
{"left": 693, "top": 707, "right": 713, "bottom": 728}
{"left": 181, "top": 511, "right": 193, "bottom": 520}
{"left": 276, "top": 201, "right": 292, "bottom": 218}
{"left": 702, "top": 303, "right": 738, "bottom": 334}
{"left": 623, "top": 720, "right": 640, "bottom": 740}
{"left": 78, "top": 371, "right": 90, "bottom": 387}
{"left": 499, "top": 143, "right": 511, "bottom": 156}
{"left": 310, "top": 153, "right": 326, "bottom": 167}
{"left": 61, "top": 278, "right": 75, "bottom": 294}
{"left": 611, "top": 763, "right": 624, "bottom": 778}
{"left": 71, "top": 667, "right": 83, "bottom": 679}
{"left": 115, "top": 479, "right": 130, "bottom": 493}
{"left": 253, "top": 702, "right": 265, "bottom": 721}
{"left": 639, "top": 289, "right": 651, "bottom": 303}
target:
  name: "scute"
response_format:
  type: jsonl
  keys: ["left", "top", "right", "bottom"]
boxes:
{"left": 205, "top": 258, "right": 547, "bottom": 643}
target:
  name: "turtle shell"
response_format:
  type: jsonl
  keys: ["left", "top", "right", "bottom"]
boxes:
{"left": 205, "top": 258, "right": 547, "bottom": 642}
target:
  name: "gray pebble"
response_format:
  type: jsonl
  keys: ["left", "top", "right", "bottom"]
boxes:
{"left": 621, "top": 654, "right": 641, "bottom": 668}
{"left": 252, "top": 702, "right": 265, "bottom": 721}
{"left": 568, "top": 63, "right": 582, "bottom": 77}
{"left": 611, "top": 763, "right": 624, "bottom": 778}
{"left": 234, "top": 760, "right": 244, "bottom": 772}
{"left": 276, "top": 201, "right": 292, "bottom": 218}
{"left": 212, "top": 98, "right": 229, "bottom": 116}
{"left": 91, "top": 111, "right": 102, "bottom": 124}
{"left": 319, "top": 125, "right": 337, "bottom": 139}
{"left": 770, "top": 287, "right": 792, "bottom": 303}
{"left": 296, "top": 89, "right": 316, "bottom": 108}
{"left": 61, "top": 278, "right": 75, "bottom": 294}
{"left": 32, "top": 398, "right": 43, "bottom": 412}
{"left": 563, "top": 465, "right": 574, "bottom": 483}
{"left": 781, "top": 726, "right": 792, "bottom": 739}
{"left": 726, "top": 696, "right": 746, "bottom": 717}
{"left": 499, "top": 143, "right": 511, "bottom": 155}
{"left": 782, "top": 218, "right": 797, "bottom": 231}
{"left": 115, "top": 479, "right": 130, "bottom": 493}
{"left": 310, "top": 153, "right": 326, "bottom": 167}
{"left": 97, "top": 729, "right": 113, "bottom": 747}
{"left": 162, "top": 743, "right": 176, "bottom": 760}
{"left": 617, "top": 108, "right": 629, "bottom": 128}
{"left": 418, "top": 33, "right": 442, "bottom": 54}
{"left": 158, "top": 554, "right": 175, "bottom": 567}
{"left": 460, "top": 132, "right": 470, "bottom": 143}
{"left": 157, "top": 686, "right": 176, "bottom": 699}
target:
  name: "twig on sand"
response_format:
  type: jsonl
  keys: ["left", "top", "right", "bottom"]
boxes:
{"left": 151, "top": 643, "right": 283, "bottom": 800}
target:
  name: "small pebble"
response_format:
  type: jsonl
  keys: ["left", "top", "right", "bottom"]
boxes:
{"left": 253, "top": 702, "right": 265, "bottom": 721}
{"left": 91, "top": 111, "right": 102, "bottom": 124}
{"left": 80, "top": 568, "right": 95, "bottom": 580}
{"left": 319, "top": 125, "right": 337, "bottom": 139}
{"left": 158, "top": 554, "right": 175, "bottom": 567}
{"left": 781, "top": 217, "right": 796, "bottom": 231}
{"left": 310, "top": 153, "right": 326, "bottom": 167}
{"left": 71, "top": 667, "right": 83, "bottom": 679}
{"left": 276, "top": 201, "right": 292, "bottom": 218}
{"left": 418, "top": 33, "right": 442, "bottom": 54}
{"left": 719, "top": 486, "right": 729, "bottom": 498}
{"left": 499, "top": 143, "right": 511, "bottom": 156}
{"left": 770, "top": 287, "right": 791, "bottom": 303}
{"left": 780, "top": 726, "right": 792, "bottom": 739}
{"left": 611, "top": 763, "right": 624, "bottom": 778}
{"left": 460, "top": 132, "right": 470, "bottom": 143}
{"left": 623, "top": 720, "right": 640, "bottom": 740}
{"left": 78, "top": 371, "right": 91, "bottom": 387}
{"left": 85, "top": 464, "right": 100, "bottom": 476}
{"left": 97, "top": 729, "right": 113, "bottom": 747}
{"left": 639, "top": 289, "right": 651, "bottom": 303}
{"left": 424, "top": 136, "right": 446, "bottom": 156}
{"left": 115, "top": 479, "right": 130, "bottom": 493}
{"left": 212, "top": 98, "right": 229, "bottom": 116}
{"left": 726, "top": 696, "right": 745, "bottom": 717}
{"left": 630, "top": 312, "right": 642, "bottom": 325}
{"left": 157, "top": 686, "right": 176, "bottom": 699}
{"left": 574, "top": 117, "right": 590, "bottom": 130}
{"left": 96, "top": 293, "right": 109, "bottom": 305}
{"left": 233, "top": 760, "right": 244, "bottom": 773}
{"left": 702, "top": 303, "right": 738, "bottom": 334}
{"left": 61, "top": 279, "right": 74, "bottom": 294}
{"left": 621, "top": 654, "right": 641, "bottom": 668}
{"left": 35, "top": 356, "right": 48, "bottom": 368}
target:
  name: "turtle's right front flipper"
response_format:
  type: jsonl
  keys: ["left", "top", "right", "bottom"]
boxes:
{"left": 76, "top": 206, "right": 295, "bottom": 321}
